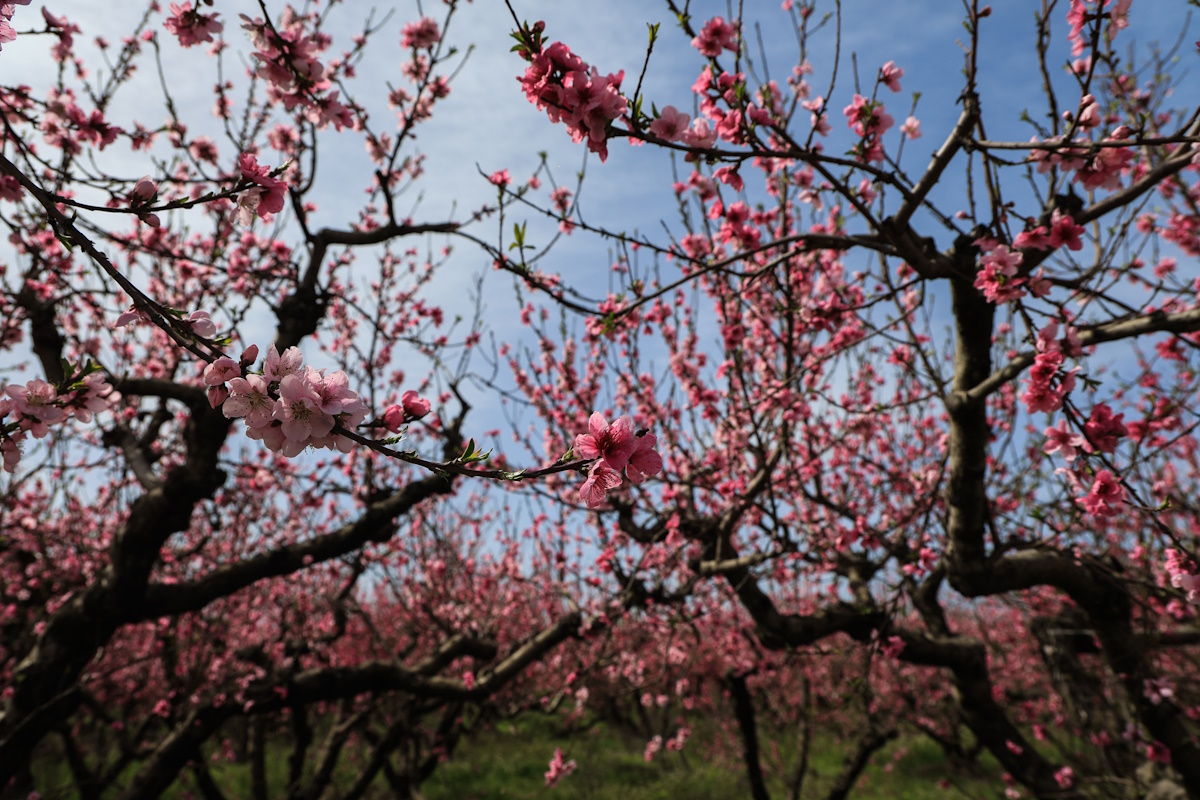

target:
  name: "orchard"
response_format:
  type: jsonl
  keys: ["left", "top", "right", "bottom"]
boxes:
{"left": 2, "top": 1, "right": 1200, "bottom": 798}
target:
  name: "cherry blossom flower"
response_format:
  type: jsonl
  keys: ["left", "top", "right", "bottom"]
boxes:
{"left": 184, "top": 310, "right": 217, "bottom": 339}
{"left": 879, "top": 61, "right": 904, "bottom": 92}
{"left": 900, "top": 116, "right": 921, "bottom": 139}
{"left": 575, "top": 412, "right": 638, "bottom": 471}
{"left": 223, "top": 374, "right": 273, "bottom": 428}
{"left": 1043, "top": 419, "right": 1085, "bottom": 462}
{"left": 649, "top": 106, "right": 691, "bottom": 141}
{"left": 274, "top": 373, "right": 335, "bottom": 442}
{"left": 544, "top": 748, "right": 577, "bottom": 788}
{"left": 691, "top": 17, "right": 738, "bottom": 56}
{"left": 263, "top": 344, "right": 303, "bottom": 383}
{"left": 1079, "top": 469, "right": 1122, "bottom": 518}
{"left": 1082, "top": 403, "right": 1127, "bottom": 453}
{"left": 163, "top": 3, "right": 223, "bottom": 48}
{"left": 626, "top": 432, "right": 663, "bottom": 484}
{"left": 580, "top": 460, "right": 622, "bottom": 508}
{"left": 400, "top": 17, "right": 440, "bottom": 50}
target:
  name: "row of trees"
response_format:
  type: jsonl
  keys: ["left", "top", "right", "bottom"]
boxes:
{"left": 2, "top": 1, "right": 1200, "bottom": 798}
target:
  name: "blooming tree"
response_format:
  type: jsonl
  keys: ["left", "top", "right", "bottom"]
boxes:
{"left": 500, "top": 0, "right": 1200, "bottom": 798}
{"left": 3, "top": 0, "right": 1200, "bottom": 799}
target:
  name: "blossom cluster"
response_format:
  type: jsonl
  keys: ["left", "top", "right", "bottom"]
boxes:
{"left": 575, "top": 412, "right": 663, "bottom": 508}
{"left": 163, "top": 2, "right": 223, "bottom": 48}
{"left": 0, "top": 374, "right": 118, "bottom": 473}
{"left": 1165, "top": 549, "right": 1200, "bottom": 605}
{"left": 238, "top": 10, "right": 354, "bottom": 131}
{"left": 517, "top": 36, "right": 627, "bottom": 162}
{"left": 543, "top": 747, "right": 577, "bottom": 788}
{"left": 203, "top": 344, "right": 427, "bottom": 458}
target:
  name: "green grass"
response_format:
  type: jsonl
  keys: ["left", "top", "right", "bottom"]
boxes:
{"left": 422, "top": 715, "right": 1005, "bottom": 800}
{"left": 30, "top": 715, "right": 1005, "bottom": 799}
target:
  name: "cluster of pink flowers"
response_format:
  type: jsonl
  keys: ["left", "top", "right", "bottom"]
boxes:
{"left": 843, "top": 93, "right": 894, "bottom": 162}
{"left": 163, "top": 3, "right": 223, "bottom": 48}
{"left": 690, "top": 16, "right": 739, "bottom": 57}
{"left": 543, "top": 747, "right": 577, "bottom": 788}
{"left": 1078, "top": 468, "right": 1123, "bottom": 518}
{"left": 1165, "top": 549, "right": 1200, "bottom": 604}
{"left": 233, "top": 152, "right": 287, "bottom": 226}
{"left": 517, "top": 36, "right": 627, "bottom": 161}
{"left": 0, "top": 374, "right": 118, "bottom": 473}
{"left": 972, "top": 236, "right": 1025, "bottom": 304}
{"left": 400, "top": 17, "right": 440, "bottom": 49}
{"left": 574, "top": 412, "right": 663, "bottom": 508}
{"left": 1022, "top": 349, "right": 1077, "bottom": 414}
{"left": 203, "top": 344, "right": 431, "bottom": 458}
{"left": 238, "top": 10, "right": 353, "bottom": 131}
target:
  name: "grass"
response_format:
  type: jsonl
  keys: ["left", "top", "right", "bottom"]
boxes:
{"left": 29, "top": 714, "right": 1005, "bottom": 799}
{"left": 422, "top": 715, "right": 1006, "bottom": 800}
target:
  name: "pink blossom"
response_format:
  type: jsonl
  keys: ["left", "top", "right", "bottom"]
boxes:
{"left": 184, "top": 310, "right": 217, "bottom": 339}
{"left": 223, "top": 375, "right": 273, "bottom": 428}
{"left": 129, "top": 176, "right": 157, "bottom": 203}
{"left": 626, "top": 433, "right": 663, "bottom": 484}
{"left": 680, "top": 117, "right": 717, "bottom": 149}
{"left": 1078, "top": 469, "right": 1123, "bottom": 518}
{"left": 400, "top": 17, "right": 440, "bottom": 49}
{"left": 1048, "top": 210, "right": 1084, "bottom": 250}
{"left": 274, "top": 373, "right": 334, "bottom": 442}
{"left": 163, "top": 3, "right": 223, "bottom": 48}
{"left": 401, "top": 390, "right": 431, "bottom": 420}
{"left": 6, "top": 379, "right": 65, "bottom": 434}
{"left": 691, "top": 17, "right": 738, "bottom": 56}
{"left": 1083, "top": 403, "right": 1127, "bottom": 453}
{"left": 236, "top": 152, "right": 287, "bottom": 221}
{"left": 1043, "top": 419, "right": 1085, "bottom": 462}
{"left": 649, "top": 105, "right": 691, "bottom": 142}
{"left": 203, "top": 357, "right": 239, "bottom": 386}
{"left": 487, "top": 169, "right": 511, "bottom": 188}
{"left": 263, "top": 345, "right": 303, "bottom": 383}
{"left": 900, "top": 116, "right": 921, "bottom": 139}
{"left": 575, "top": 412, "right": 638, "bottom": 471}
{"left": 580, "top": 460, "right": 622, "bottom": 508}
{"left": 544, "top": 747, "right": 577, "bottom": 788}
{"left": 879, "top": 61, "right": 904, "bottom": 93}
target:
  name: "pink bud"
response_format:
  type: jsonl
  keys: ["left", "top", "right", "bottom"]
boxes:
{"left": 207, "top": 386, "right": 229, "bottom": 408}
{"left": 239, "top": 344, "right": 260, "bottom": 368}
{"left": 382, "top": 404, "right": 405, "bottom": 432}
{"left": 401, "top": 390, "right": 431, "bottom": 420}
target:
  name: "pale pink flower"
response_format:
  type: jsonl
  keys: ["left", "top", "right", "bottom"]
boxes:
{"left": 223, "top": 374, "right": 273, "bottom": 428}
{"left": 580, "top": 460, "right": 622, "bottom": 508}
{"left": 202, "top": 356, "right": 239, "bottom": 386}
{"left": 879, "top": 61, "right": 904, "bottom": 92}
{"left": 164, "top": 3, "right": 223, "bottom": 48}
{"left": 263, "top": 345, "right": 303, "bottom": 383}
{"left": 1043, "top": 419, "right": 1085, "bottom": 462}
{"left": 900, "top": 116, "right": 921, "bottom": 139}
{"left": 7, "top": 379, "right": 65, "bottom": 428}
{"left": 184, "top": 310, "right": 217, "bottom": 339}
{"left": 274, "top": 374, "right": 334, "bottom": 442}
{"left": 68, "top": 374, "right": 116, "bottom": 423}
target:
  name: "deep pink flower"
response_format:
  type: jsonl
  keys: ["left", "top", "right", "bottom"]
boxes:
{"left": 401, "top": 390, "right": 431, "bottom": 420}
{"left": 1083, "top": 403, "right": 1127, "bottom": 453}
{"left": 164, "top": 3, "right": 223, "bottom": 48}
{"left": 1043, "top": 419, "right": 1085, "bottom": 462}
{"left": 575, "top": 412, "right": 638, "bottom": 471}
{"left": 626, "top": 433, "right": 663, "bottom": 484}
{"left": 1079, "top": 469, "right": 1123, "bottom": 518}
